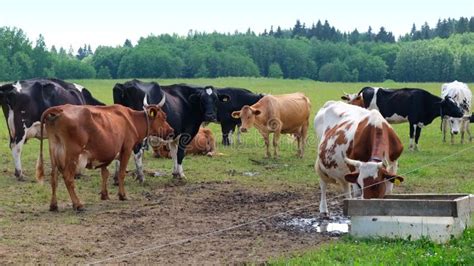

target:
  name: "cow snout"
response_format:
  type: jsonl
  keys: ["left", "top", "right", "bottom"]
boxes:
{"left": 204, "top": 114, "right": 217, "bottom": 122}
{"left": 452, "top": 130, "right": 459, "bottom": 135}
{"left": 240, "top": 127, "right": 248, "bottom": 133}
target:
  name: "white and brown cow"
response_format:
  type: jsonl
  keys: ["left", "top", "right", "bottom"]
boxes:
{"left": 231, "top": 93, "right": 311, "bottom": 158}
{"left": 314, "top": 101, "right": 404, "bottom": 216}
{"left": 441, "top": 81, "right": 472, "bottom": 144}
{"left": 152, "top": 127, "right": 217, "bottom": 158}
{"left": 36, "top": 104, "right": 174, "bottom": 211}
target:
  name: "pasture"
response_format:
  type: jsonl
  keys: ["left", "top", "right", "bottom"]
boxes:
{"left": 0, "top": 78, "right": 473, "bottom": 264}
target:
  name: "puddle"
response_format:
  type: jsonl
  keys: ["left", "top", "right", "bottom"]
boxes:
{"left": 280, "top": 216, "right": 351, "bottom": 236}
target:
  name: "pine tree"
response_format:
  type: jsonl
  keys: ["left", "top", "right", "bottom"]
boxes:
{"left": 274, "top": 26, "right": 283, "bottom": 38}
{"left": 292, "top": 19, "right": 304, "bottom": 37}
{"left": 420, "top": 22, "right": 431, "bottom": 39}
{"left": 123, "top": 39, "right": 133, "bottom": 48}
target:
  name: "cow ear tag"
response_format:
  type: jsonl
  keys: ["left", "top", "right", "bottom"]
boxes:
{"left": 394, "top": 179, "right": 401, "bottom": 186}
{"left": 149, "top": 110, "right": 156, "bottom": 118}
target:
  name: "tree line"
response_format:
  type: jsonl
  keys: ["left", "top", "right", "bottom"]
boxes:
{"left": 0, "top": 16, "right": 473, "bottom": 82}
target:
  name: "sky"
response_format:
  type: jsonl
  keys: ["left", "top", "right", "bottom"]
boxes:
{"left": 1, "top": 0, "right": 472, "bottom": 51}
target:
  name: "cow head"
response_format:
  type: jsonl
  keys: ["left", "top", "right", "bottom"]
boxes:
{"left": 189, "top": 86, "right": 230, "bottom": 122}
{"left": 344, "top": 157, "right": 404, "bottom": 199}
{"left": 231, "top": 105, "right": 260, "bottom": 133}
{"left": 145, "top": 105, "right": 174, "bottom": 141}
{"left": 441, "top": 96, "right": 464, "bottom": 119}
{"left": 341, "top": 93, "right": 364, "bottom": 107}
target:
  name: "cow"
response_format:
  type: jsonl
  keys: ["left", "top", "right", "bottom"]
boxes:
{"left": 231, "top": 93, "right": 311, "bottom": 158}
{"left": 215, "top": 88, "right": 263, "bottom": 145}
{"left": 314, "top": 101, "right": 405, "bottom": 216}
{"left": 341, "top": 87, "right": 464, "bottom": 151}
{"left": 113, "top": 79, "right": 230, "bottom": 181}
{"left": 152, "top": 127, "right": 216, "bottom": 158}
{"left": 35, "top": 104, "right": 174, "bottom": 211}
{"left": 0, "top": 78, "right": 104, "bottom": 180}
{"left": 440, "top": 81, "right": 472, "bottom": 144}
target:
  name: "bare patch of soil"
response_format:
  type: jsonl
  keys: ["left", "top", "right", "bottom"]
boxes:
{"left": 0, "top": 180, "right": 345, "bottom": 264}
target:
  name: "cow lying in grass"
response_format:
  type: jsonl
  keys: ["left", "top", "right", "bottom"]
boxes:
{"left": 36, "top": 104, "right": 174, "bottom": 211}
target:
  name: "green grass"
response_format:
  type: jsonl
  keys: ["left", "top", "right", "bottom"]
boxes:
{"left": 0, "top": 77, "right": 473, "bottom": 263}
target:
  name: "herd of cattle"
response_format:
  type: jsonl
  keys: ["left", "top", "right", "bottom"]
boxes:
{"left": 0, "top": 78, "right": 471, "bottom": 214}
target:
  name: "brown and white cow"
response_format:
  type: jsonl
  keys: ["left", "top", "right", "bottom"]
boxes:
{"left": 152, "top": 127, "right": 217, "bottom": 158}
{"left": 36, "top": 104, "right": 174, "bottom": 211}
{"left": 231, "top": 93, "right": 311, "bottom": 158}
{"left": 314, "top": 101, "right": 404, "bottom": 216}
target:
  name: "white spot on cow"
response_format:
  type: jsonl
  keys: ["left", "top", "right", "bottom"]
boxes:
{"left": 206, "top": 88, "right": 212, "bottom": 95}
{"left": 368, "top": 87, "right": 380, "bottom": 110}
{"left": 417, "top": 122, "right": 424, "bottom": 128}
{"left": 77, "top": 153, "right": 89, "bottom": 172}
{"left": 7, "top": 106, "right": 15, "bottom": 138}
{"left": 385, "top": 113, "right": 408, "bottom": 124}
{"left": 11, "top": 132, "right": 26, "bottom": 175}
{"left": 13, "top": 81, "right": 22, "bottom": 92}
{"left": 73, "top": 83, "right": 84, "bottom": 92}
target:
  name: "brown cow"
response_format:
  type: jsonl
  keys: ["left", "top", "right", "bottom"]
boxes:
{"left": 152, "top": 127, "right": 217, "bottom": 158}
{"left": 231, "top": 93, "right": 311, "bottom": 158}
{"left": 314, "top": 101, "right": 404, "bottom": 216}
{"left": 36, "top": 104, "right": 174, "bottom": 211}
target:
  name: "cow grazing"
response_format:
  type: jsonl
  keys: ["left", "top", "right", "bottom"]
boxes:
{"left": 216, "top": 87, "right": 263, "bottom": 145}
{"left": 153, "top": 127, "right": 217, "bottom": 158}
{"left": 231, "top": 93, "right": 311, "bottom": 158}
{"left": 314, "top": 101, "right": 405, "bottom": 216}
{"left": 342, "top": 87, "right": 464, "bottom": 151}
{"left": 113, "top": 79, "right": 230, "bottom": 180}
{"left": 36, "top": 104, "right": 174, "bottom": 211}
{"left": 441, "top": 81, "right": 472, "bottom": 144}
{"left": 0, "top": 78, "right": 104, "bottom": 180}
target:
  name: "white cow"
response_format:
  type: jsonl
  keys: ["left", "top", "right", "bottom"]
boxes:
{"left": 441, "top": 81, "right": 472, "bottom": 144}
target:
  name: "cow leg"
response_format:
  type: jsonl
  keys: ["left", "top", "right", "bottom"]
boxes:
{"left": 100, "top": 167, "right": 110, "bottom": 200}
{"left": 133, "top": 147, "right": 145, "bottom": 183}
{"left": 262, "top": 133, "right": 271, "bottom": 158}
{"left": 442, "top": 118, "right": 447, "bottom": 143}
{"left": 409, "top": 123, "right": 415, "bottom": 151}
{"left": 414, "top": 126, "right": 422, "bottom": 151}
{"left": 316, "top": 164, "right": 329, "bottom": 216}
{"left": 11, "top": 135, "right": 26, "bottom": 180}
{"left": 299, "top": 123, "right": 308, "bottom": 158}
{"left": 465, "top": 120, "right": 472, "bottom": 142}
{"left": 272, "top": 132, "right": 281, "bottom": 158}
{"left": 174, "top": 146, "right": 186, "bottom": 179}
{"left": 63, "top": 164, "right": 83, "bottom": 211}
{"left": 117, "top": 151, "right": 132, "bottom": 201}
{"left": 169, "top": 137, "right": 186, "bottom": 179}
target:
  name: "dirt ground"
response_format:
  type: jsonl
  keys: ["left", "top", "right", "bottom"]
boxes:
{"left": 0, "top": 180, "right": 346, "bottom": 264}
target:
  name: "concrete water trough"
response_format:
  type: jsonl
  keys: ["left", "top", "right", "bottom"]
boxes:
{"left": 343, "top": 194, "right": 474, "bottom": 243}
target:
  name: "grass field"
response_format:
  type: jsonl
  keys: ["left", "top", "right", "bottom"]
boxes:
{"left": 0, "top": 77, "right": 473, "bottom": 264}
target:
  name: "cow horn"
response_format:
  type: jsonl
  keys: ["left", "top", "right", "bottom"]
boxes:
{"left": 143, "top": 95, "right": 149, "bottom": 107}
{"left": 344, "top": 157, "right": 361, "bottom": 168}
{"left": 377, "top": 162, "right": 384, "bottom": 169}
{"left": 157, "top": 94, "right": 166, "bottom": 107}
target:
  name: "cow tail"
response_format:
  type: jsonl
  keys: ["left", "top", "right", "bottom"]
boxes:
{"left": 35, "top": 108, "right": 61, "bottom": 183}
{"left": 35, "top": 111, "right": 47, "bottom": 183}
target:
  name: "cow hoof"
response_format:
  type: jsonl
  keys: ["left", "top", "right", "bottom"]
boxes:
{"left": 171, "top": 176, "right": 187, "bottom": 186}
{"left": 135, "top": 174, "right": 145, "bottom": 183}
{"left": 49, "top": 204, "right": 58, "bottom": 212}
{"left": 118, "top": 193, "right": 128, "bottom": 201}
{"left": 320, "top": 212, "right": 330, "bottom": 219}
{"left": 100, "top": 192, "right": 110, "bottom": 200}
{"left": 73, "top": 205, "right": 85, "bottom": 212}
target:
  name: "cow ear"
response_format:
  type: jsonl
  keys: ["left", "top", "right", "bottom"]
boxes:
{"left": 231, "top": 111, "right": 241, "bottom": 119}
{"left": 218, "top": 94, "right": 231, "bottom": 102}
{"left": 188, "top": 93, "right": 200, "bottom": 103}
{"left": 341, "top": 95, "right": 349, "bottom": 101}
{"left": 41, "top": 83, "right": 57, "bottom": 100}
{"left": 344, "top": 172, "right": 359, "bottom": 183}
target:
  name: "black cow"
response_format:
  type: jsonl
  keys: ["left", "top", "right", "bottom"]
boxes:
{"left": 113, "top": 79, "right": 229, "bottom": 181}
{"left": 342, "top": 87, "right": 464, "bottom": 151}
{"left": 0, "top": 78, "right": 104, "bottom": 180}
{"left": 216, "top": 88, "right": 263, "bottom": 145}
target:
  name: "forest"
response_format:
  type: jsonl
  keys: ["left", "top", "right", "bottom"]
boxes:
{"left": 0, "top": 16, "right": 473, "bottom": 82}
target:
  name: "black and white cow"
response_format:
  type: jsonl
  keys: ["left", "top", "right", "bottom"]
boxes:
{"left": 342, "top": 87, "right": 464, "bottom": 151}
{"left": 0, "top": 78, "right": 104, "bottom": 180}
{"left": 216, "top": 87, "right": 263, "bottom": 145}
{"left": 113, "top": 79, "right": 229, "bottom": 181}
{"left": 440, "top": 81, "right": 472, "bottom": 144}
